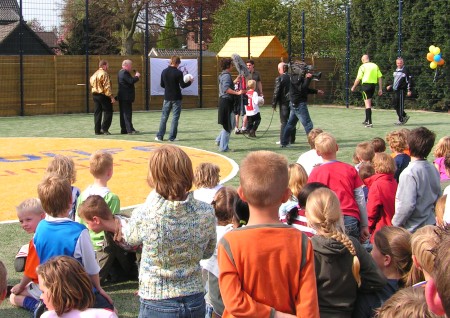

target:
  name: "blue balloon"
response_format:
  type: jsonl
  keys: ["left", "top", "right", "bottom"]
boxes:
{"left": 434, "top": 54, "right": 442, "bottom": 62}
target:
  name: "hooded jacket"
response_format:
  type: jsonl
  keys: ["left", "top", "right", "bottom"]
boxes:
{"left": 311, "top": 235, "right": 386, "bottom": 318}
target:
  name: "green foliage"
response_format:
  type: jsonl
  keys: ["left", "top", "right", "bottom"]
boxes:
{"left": 157, "top": 13, "right": 181, "bottom": 49}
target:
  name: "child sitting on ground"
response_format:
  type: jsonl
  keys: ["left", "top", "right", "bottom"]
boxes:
{"left": 393, "top": 127, "right": 441, "bottom": 233}
{"left": 372, "top": 137, "right": 386, "bottom": 153}
{"left": 9, "top": 198, "right": 46, "bottom": 312}
{"left": 305, "top": 187, "right": 385, "bottom": 318}
{"left": 386, "top": 129, "right": 410, "bottom": 183}
{"left": 46, "top": 155, "right": 80, "bottom": 220}
{"left": 279, "top": 163, "right": 308, "bottom": 221}
{"left": 37, "top": 256, "right": 117, "bottom": 318}
{"left": 0, "top": 260, "right": 7, "bottom": 304}
{"left": 296, "top": 128, "right": 324, "bottom": 175}
{"left": 409, "top": 225, "right": 439, "bottom": 284}
{"left": 433, "top": 136, "right": 450, "bottom": 182}
{"left": 244, "top": 79, "right": 264, "bottom": 138}
{"left": 193, "top": 162, "right": 223, "bottom": 204}
{"left": 218, "top": 150, "right": 320, "bottom": 317}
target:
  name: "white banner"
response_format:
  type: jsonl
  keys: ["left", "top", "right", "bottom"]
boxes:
{"left": 150, "top": 58, "right": 198, "bottom": 96}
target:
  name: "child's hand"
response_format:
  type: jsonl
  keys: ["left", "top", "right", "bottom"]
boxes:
{"left": 10, "top": 283, "right": 24, "bottom": 295}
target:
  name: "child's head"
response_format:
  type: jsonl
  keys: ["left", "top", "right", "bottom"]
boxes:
{"left": 386, "top": 130, "right": 408, "bottom": 153}
{"left": 288, "top": 163, "right": 308, "bottom": 199}
{"left": 147, "top": 145, "right": 193, "bottom": 200}
{"left": 77, "top": 195, "right": 113, "bottom": 233}
{"left": 407, "top": 127, "right": 436, "bottom": 159}
{"left": 89, "top": 150, "right": 113, "bottom": 179}
{"left": 211, "top": 186, "right": 237, "bottom": 226}
{"left": 239, "top": 151, "right": 289, "bottom": 208}
{"left": 372, "top": 226, "right": 412, "bottom": 285}
{"left": 433, "top": 136, "right": 450, "bottom": 158}
{"left": 372, "top": 152, "right": 396, "bottom": 175}
{"left": 194, "top": 163, "right": 220, "bottom": 189}
{"left": 233, "top": 196, "right": 249, "bottom": 228}
{"left": 286, "top": 182, "right": 328, "bottom": 225}
{"left": 375, "top": 286, "right": 440, "bottom": 318}
{"left": 355, "top": 141, "right": 375, "bottom": 163}
{"left": 46, "top": 155, "right": 77, "bottom": 184}
{"left": 16, "top": 198, "right": 45, "bottom": 234}
{"left": 410, "top": 225, "right": 439, "bottom": 282}
{"left": 37, "top": 174, "right": 72, "bottom": 217}
{"left": 358, "top": 162, "right": 375, "bottom": 182}
{"left": 307, "top": 128, "right": 324, "bottom": 149}
{"left": 0, "top": 260, "right": 6, "bottom": 303}
{"left": 314, "top": 132, "right": 338, "bottom": 159}
{"left": 305, "top": 187, "right": 361, "bottom": 286}
{"left": 37, "top": 256, "right": 94, "bottom": 316}
{"left": 372, "top": 137, "right": 386, "bottom": 153}
{"left": 247, "top": 79, "right": 256, "bottom": 90}
{"left": 435, "top": 195, "right": 447, "bottom": 227}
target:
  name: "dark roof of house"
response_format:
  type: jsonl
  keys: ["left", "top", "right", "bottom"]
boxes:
{"left": 0, "top": 0, "right": 20, "bottom": 23}
{"left": 35, "top": 31, "right": 58, "bottom": 48}
{"left": 0, "top": 21, "right": 18, "bottom": 43}
{"left": 149, "top": 48, "right": 216, "bottom": 57}
{"left": 0, "top": 21, "right": 54, "bottom": 54}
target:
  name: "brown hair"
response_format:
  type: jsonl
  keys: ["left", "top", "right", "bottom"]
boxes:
{"left": 78, "top": 195, "right": 113, "bottom": 221}
{"left": 386, "top": 130, "right": 408, "bottom": 153}
{"left": 239, "top": 151, "right": 288, "bottom": 208}
{"left": 435, "top": 195, "right": 447, "bottom": 227}
{"left": 211, "top": 186, "right": 237, "bottom": 225}
{"left": 305, "top": 187, "right": 361, "bottom": 286}
{"left": 407, "top": 127, "right": 436, "bottom": 159}
{"left": 373, "top": 152, "right": 396, "bottom": 174}
{"left": 433, "top": 136, "right": 450, "bottom": 158}
{"left": 98, "top": 60, "right": 108, "bottom": 68}
{"left": 37, "top": 256, "right": 94, "bottom": 316}
{"left": 37, "top": 174, "right": 72, "bottom": 217}
{"left": 147, "top": 145, "right": 193, "bottom": 200}
{"left": 355, "top": 141, "right": 375, "bottom": 162}
{"left": 0, "top": 260, "right": 6, "bottom": 301}
{"left": 46, "top": 155, "right": 77, "bottom": 184}
{"left": 358, "top": 162, "right": 375, "bottom": 181}
{"left": 433, "top": 225, "right": 450, "bottom": 317}
{"left": 307, "top": 128, "right": 324, "bottom": 149}
{"left": 89, "top": 150, "right": 113, "bottom": 178}
{"left": 372, "top": 137, "right": 386, "bottom": 153}
{"left": 194, "top": 163, "right": 220, "bottom": 189}
{"left": 374, "top": 226, "right": 412, "bottom": 286}
{"left": 288, "top": 163, "right": 308, "bottom": 198}
{"left": 16, "top": 198, "right": 45, "bottom": 216}
{"left": 170, "top": 55, "right": 181, "bottom": 66}
{"left": 220, "top": 58, "right": 232, "bottom": 71}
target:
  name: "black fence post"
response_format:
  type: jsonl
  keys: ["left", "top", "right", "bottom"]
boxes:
{"left": 301, "top": 11, "right": 305, "bottom": 61}
{"left": 398, "top": 0, "right": 403, "bottom": 57}
{"left": 19, "top": 0, "right": 24, "bottom": 116}
{"left": 247, "top": 9, "right": 250, "bottom": 59}
{"left": 199, "top": 5, "right": 203, "bottom": 108}
{"left": 84, "top": 0, "right": 89, "bottom": 113}
{"left": 145, "top": 2, "right": 149, "bottom": 110}
{"left": 345, "top": 5, "right": 350, "bottom": 108}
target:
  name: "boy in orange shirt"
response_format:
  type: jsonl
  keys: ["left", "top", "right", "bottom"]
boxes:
{"left": 218, "top": 150, "right": 319, "bottom": 318}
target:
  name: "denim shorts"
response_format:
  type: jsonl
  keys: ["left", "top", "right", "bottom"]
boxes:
{"left": 139, "top": 292, "right": 206, "bottom": 318}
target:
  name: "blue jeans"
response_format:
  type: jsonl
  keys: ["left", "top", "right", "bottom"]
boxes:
{"left": 157, "top": 100, "right": 182, "bottom": 141}
{"left": 216, "top": 129, "right": 230, "bottom": 152}
{"left": 344, "top": 215, "right": 360, "bottom": 241}
{"left": 139, "top": 292, "right": 206, "bottom": 318}
{"left": 281, "top": 101, "right": 313, "bottom": 146}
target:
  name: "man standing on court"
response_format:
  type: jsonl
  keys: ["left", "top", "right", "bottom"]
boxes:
{"left": 155, "top": 56, "right": 193, "bottom": 142}
{"left": 272, "top": 62, "right": 294, "bottom": 145}
{"left": 118, "top": 59, "right": 141, "bottom": 135}
{"left": 351, "top": 54, "right": 383, "bottom": 128}
{"left": 90, "top": 60, "right": 115, "bottom": 135}
{"left": 386, "top": 57, "right": 412, "bottom": 125}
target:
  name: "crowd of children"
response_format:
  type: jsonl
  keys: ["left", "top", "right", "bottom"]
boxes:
{"left": 2, "top": 127, "right": 450, "bottom": 318}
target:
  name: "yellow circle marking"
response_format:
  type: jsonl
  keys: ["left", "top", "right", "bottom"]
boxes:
{"left": 0, "top": 138, "right": 238, "bottom": 222}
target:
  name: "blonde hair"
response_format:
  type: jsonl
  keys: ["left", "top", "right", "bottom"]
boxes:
{"left": 0, "top": 260, "right": 6, "bottom": 300}
{"left": 16, "top": 198, "right": 44, "bottom": 216}
{"left": 78, "top": 195, "right": 113, "bottom": 221}
{"left": 37, "top": 174, "right": 72, "bottom": 217}
{"left": 147, "top": 145, "right": 193, "bottom": 200}
{"left": 89, "top": 150, "right": 113, "bottom": 178}
{"left": 355, "top": 141, "right": 375, "bottom": 162}
{"left": 37, "top": 256, "right": 94, "bottom": 316}
{"left": 305, "top": 187, "right": 361, "bottom": 286}
{"left": 373, "top": 152, "right": 396, "bottom": 174}
{"left": 314, "top": 132, "right": 338, "bottom": 158}
{"left": 247, "top": 79, "right": 256, "bottom": 90}
{"left": 433, "top": 136, "right": 450, "bottom": 158}
{"left": 411, "top": 225, "right": 439, "bottom": 277}
{"left": 239, "top": 151, "right": 288, "bottom": 208}
{"left": 435, "top": 195, "right": 447, "bottom": 227}
{"left": 46, "top": 155, "right": 77, "bottom": 184}
{"left": 288, "top": 163, "right": 308, "bottom": 198}
{"left": 307, "top": 128, "right": 324, "bottom": 149}
{"left": 194, "top": 163, "right": 220, "bottom": 189}
{"left": 386, "top": 130, "right": 408, "bottom": 153}
{"left": 212, "top": 186, "right": 237, "bottom": 225}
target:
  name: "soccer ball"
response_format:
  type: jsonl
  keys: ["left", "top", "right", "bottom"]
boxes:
{"left": 257, "top": 96, "right": 265, "bottom": 106}
{"left": 183, "top": 74, "right": 193, "bottom": 83}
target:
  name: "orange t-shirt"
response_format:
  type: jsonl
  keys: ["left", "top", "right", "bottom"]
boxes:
{"left": 24, "top": 240, "right": 40, "bottom": 283}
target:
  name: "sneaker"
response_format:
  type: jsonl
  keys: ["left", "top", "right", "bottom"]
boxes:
{"left": 128, "top": 131, "right": 138, "bottom": 135}
{"left": 154, "top": 137, "right": 162, "bottom": 142}
{"left": 365, "top": 123, "right": 373, "bottom": 128}
{"left": 234, "top": 128, "right": 241, "bottom": 135}
{"left": 276, "top": 141, "right": 281, "bottom": 145}
{"left": 100, "top": 130, "right": 111, "bottom": 135}
{"left": 395, "top": 121, "right": 403, "bottom": 126}
{"left": 280, "top": 144, "right": 292, "bottom": 148}
{"left": 169, "top": 138, "right": 178, "bottom": 142}
{"left": 362, "top": 121, "right": 368, "bottom": 125}
{"left": 402, "top": 115, "right": 410, "bottom": 124}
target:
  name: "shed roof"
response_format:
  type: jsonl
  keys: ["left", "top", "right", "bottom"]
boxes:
{"left": 149, "top": 48, "right": 216, "bottom": 57}
{"left": 0, "top": 0, "right": 20, "bottom": 23}
{"left": 217, "top": 35, "right": 288, "bottom": 58}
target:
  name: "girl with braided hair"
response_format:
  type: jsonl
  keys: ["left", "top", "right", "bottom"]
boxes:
{"left": 305, "top": 188, "right": 386, "bottom": 318}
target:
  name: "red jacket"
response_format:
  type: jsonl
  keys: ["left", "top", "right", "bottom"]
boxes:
{"left": 364, "top": 173, "right": 397, "bottom": 242}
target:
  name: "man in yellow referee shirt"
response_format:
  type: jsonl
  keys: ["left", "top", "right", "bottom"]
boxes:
{"left": 351, "top": 54, "right": 383, "bottom": 128}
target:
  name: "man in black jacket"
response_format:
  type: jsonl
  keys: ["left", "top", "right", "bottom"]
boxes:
{"left": 386, "top": 57, "right": 412, "bottom": 125}
{"left": 272, "top": 62, "right": 295, "bottom": 145}
{"left": 155, "top": 56, "right": 193, "bottom": 142}
{"left": 118, "top": 59, "right": 140, "bottom": 134}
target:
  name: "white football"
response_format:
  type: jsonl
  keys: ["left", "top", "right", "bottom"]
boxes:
{"left": 257, "top": 96, "right": 265, "bottom": 106}
{"left": 183, "top": 74, "right": 193, "bottom": 83}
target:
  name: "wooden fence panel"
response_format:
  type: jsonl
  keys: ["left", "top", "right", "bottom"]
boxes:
{"left": 0, "top": 56, "right": 20, "bottom": 116}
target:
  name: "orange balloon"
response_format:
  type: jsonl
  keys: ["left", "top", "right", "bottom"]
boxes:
{"left": 437, "top": 58, "right": 445, "bottom": 66}
{"left": 427, "top": 52, "right": 434, "bottom": 62}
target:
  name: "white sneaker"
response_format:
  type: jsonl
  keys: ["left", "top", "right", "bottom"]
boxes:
{"left": 276, "top": 141, "right": 281, "bottom": 145}
{"left": 154, "top": 137, "right": 162, "bottom": 141}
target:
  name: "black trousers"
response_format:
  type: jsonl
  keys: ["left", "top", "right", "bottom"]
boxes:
{"left": 93, "top": 93, "right": 113, "bottom": 134}
{"left": 392, "top": 89, "right": 407, "bottom": 121}
{"left": 279, "top": 102, "right": 296, "bottom": 143}
{"left": 119, "top": 100, "right": 134, "bottom": 133}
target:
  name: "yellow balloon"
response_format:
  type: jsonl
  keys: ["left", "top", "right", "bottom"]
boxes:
{"left": 429, "top": 45, "right": 436, "bottom": 53}
{"left": 430, "top": 61, "right": 438, "bottom": 69}
{"left": 433, "top": 47, "right": 441, "bottom": 55}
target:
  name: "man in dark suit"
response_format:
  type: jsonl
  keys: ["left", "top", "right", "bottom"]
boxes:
{"left": 272, "top": 62, "right": 294, "bottom": 144}
{"left": 118, "top": 59, "right": 140, "bottom": 134}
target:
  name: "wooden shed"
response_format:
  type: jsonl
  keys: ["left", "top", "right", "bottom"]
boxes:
{"left": 217, "top": 35, "right": 288, "bottom": 58}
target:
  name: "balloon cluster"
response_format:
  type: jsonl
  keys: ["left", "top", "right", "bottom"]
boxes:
{"left": 427, "top": 45, "right": 445, "bottom": 69}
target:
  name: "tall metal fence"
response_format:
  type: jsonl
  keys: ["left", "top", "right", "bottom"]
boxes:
{"left": 0, "top": 0, "right": 448, "bottom": 116}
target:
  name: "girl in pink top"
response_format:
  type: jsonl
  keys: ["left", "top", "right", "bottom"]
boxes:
{"left": 433, "top": 136, "right": 450, "bottom": 181}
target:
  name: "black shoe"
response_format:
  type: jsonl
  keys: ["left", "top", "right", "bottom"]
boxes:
{"left": 128, "top": 131, "right": 138, "bottom": 135}
{"left": 95, "top": 132, "right": 102, "bottom": 135}
{"left": 100, "top": 130, "right": 111, "bottom": 135}
{"left": 33, "top": 300, "right": 47, "bottom": 318}
{"left": 121, "top": 131, "right": 128, "bottom": 134}
{"left": 362, "top": 121, "right": 368, "bottom": 125}
{"left": 402, "top": 115, "right": 410, "bottom": 124}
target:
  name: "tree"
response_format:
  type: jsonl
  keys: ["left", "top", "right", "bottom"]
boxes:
{"left": 157, "top": 13, "right": 180, "bottom": 49}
